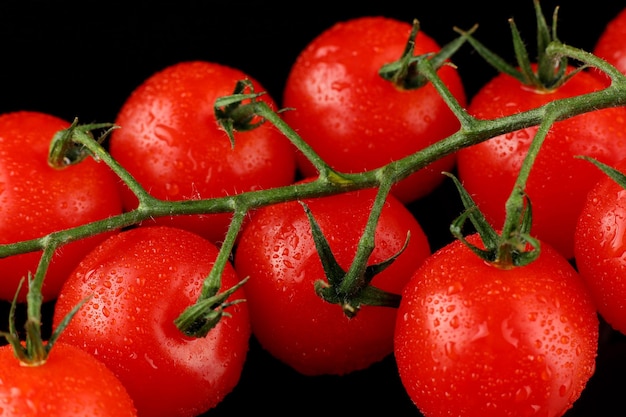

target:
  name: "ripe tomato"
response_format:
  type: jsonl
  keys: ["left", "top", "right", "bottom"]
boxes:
{"left": 593, "top": 7, "right": 626, "bottom": 76}
{"left": 574, "top": 157, "right": 626, "bottom": 335}
{"left": 52, "top": 225, "right": 250, "bottom": 417}
{"left": 234, "top": 186, "right": 431, "bottom": 375}
{"left": 109, "top": 61, "right": 297, "bottom": 245}
{"left": 394, "top": 233, "right": 599, "bottom": 417}
{"left": 0, "top": 342, "right": 137, "bottom": 416}
{"left": 0, "top": 111, "right": 122, "bottom": 302}
{"left": 456, "top": 66, "right": 626, "bottom": 260}
{"left": 281, "top": 16, "right": 467, "bottom": 204}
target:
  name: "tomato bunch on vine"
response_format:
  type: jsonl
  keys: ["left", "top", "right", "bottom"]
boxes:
{"left": 2, "top": 1, "right": 626, "bottom": 417}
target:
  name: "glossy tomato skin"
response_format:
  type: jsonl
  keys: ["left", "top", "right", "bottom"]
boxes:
{"left": 0, "top": 342, "right": 137, "bottom": 416}
{"left": 234, "top": 186, "right": 431, "bottom": 375}
{"left": 282, "top": 16, "right": 466, "bottom": 204}
{"left": 457, "top": 67, "right": 626, "bottom": 260}
{"left": 109, "top": 61, "right": 297, "bottom": 244}
{"left": 0, "top": 111, "right": 122, "bottom": 302}
{"left": 394, "top": 234, "right": 599, "bottom": 417}
{"left": 574, "top": 157, "right": 626, "bottom": 335}
{"left": 52, "top": 226, "right": 250, "bottom": 417}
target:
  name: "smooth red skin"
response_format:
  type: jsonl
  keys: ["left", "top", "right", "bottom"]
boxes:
{"left": 52, "top": 226, "right": 251, "bottom": 417}
{"left": 394, "top": 234, "right": 599, "bottom": 417}
{"left": 0, "top": 342, "right": 138, "bottom": 416}
{"left": 234, "top": 187, "right": 431, "bottom": 375}
{"left": 575, "top": 158, "right": 626, "bottom": 334}
{"left": 0, "top": 111, "right": 122, "bottom": 302}
{"left": 594, "top": 7, "right": 626, "bottom": 76}
{"left": 282, "top": 16, "right": 467, "bottom": 204}
{"left": 457, "top": 68, "right": 626, "bottom": 260}
{"left": 109, "top": 61, "right": 297, "bottom": 244}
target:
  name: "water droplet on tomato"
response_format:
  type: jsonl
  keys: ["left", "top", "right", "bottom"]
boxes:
{"left": 559, "top": 379, "right": 572, "bottom": 397}
{"left": 444, "top": 341, "right": 458, "bottom": 360}
{"left": 165, "top": 183, "right": 179, "bottom": 196}
{"left": 514, "top": 385, "right": 532, "bottom": 402}
{"left": 446, "top": 281, "right": 463, "bottom": 295}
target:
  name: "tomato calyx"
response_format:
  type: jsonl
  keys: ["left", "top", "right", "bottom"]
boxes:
{"left": 446, "top": 172, "right": 540, "bottom": 269}
{"left": 1, "top": 245, "right": 88, "bottom": 366}
{"left": 378, "top": 19, "right": 473, "bottom": 90}
{"left": 301, "top": 196, "right": 407, "bottom": 319}
{"left": 214, "top": 79, "right": 278, "bottom": 147}
{"left": 48, "top": 117, "right": 117, "bottom": 168}
{"left": 174, "top": 277, "right": 248, "bottom": 338}
{"left": 455, "top": 0, "right": 584, "bottom": 92}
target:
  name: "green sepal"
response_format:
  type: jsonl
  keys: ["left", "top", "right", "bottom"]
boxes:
{"left": 174, "top": 277, "right": 248, "bottom": 338}
{"left": 302, "top": 201, "right": 405, "bottom": 318}
{"left": 378, "top": 19, "right": 473, "bottom": 90}
{"left": 577, "top": 155, "right": 626, "bottom": 189}
{"left": 48, "top": 117, "right": 117, "bottom": 168}
{"left": 214, "top": 79, "right": 270, "bottom": 148}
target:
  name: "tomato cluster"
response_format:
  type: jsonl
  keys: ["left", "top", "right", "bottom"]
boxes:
{"left": 2, "top": 2, "right": 626, "bottom": 417}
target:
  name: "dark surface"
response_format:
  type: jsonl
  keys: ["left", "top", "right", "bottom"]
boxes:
{"left": 1, "top": 1, "right": 626, "bottom": 416}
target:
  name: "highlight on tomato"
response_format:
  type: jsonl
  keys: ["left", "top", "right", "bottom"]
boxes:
{"left": 109, "top": 60, "right": 297, "bottom": 245}
{"left": 282, "top": 16, "right": 467, "bottom": 204}
{"left": 0, "top": 111, "right": 123, "bottom": 302}
{"left": 234, "top": 184, "right": 431, "bottom": 376}
{"left": 52, "top": 225, "right": 251, "bottom": 417}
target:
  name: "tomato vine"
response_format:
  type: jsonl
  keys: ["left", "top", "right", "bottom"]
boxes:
{"left": 1, "top": 33, "right": 626, "bottom": 337}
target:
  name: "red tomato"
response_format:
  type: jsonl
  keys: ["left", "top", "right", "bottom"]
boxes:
{"left": 282, "top": 16, "right": 467, "bottom": 204}
{"left": 394, "top": 233, "right": 599, "bottom": 417}
{"left": 456, "top": 67, "right": 626, "bottom": 260}
{"left": 109, "top": 61, "right": 297, "bottom": 244}
{"left": 52, "top": 226, "right": 250, "bottom": 417}
{"left": 234, "top": 186, "right": 431, "bottom": 375}
{"left": 0, "top": 111, "right": 122, "bottom": 302}
{"left": 574, "top": 157, "right": 626, "bottom": 335}
{"left": 0, "top": 342, "right": 137, "bottom": 416}
{"left": 593, "top": 7, "right": 626, "bottom": 76}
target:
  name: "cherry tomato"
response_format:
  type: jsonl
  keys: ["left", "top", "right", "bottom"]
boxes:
{"left": 0, "top": 342, "right": 137, "bottom": 416}
{"left": 394, "top": 233, "right": 599, "bottom": 417}
{"left": 456, "top": 66, "right": 626, "bottom": 259}
{"left": 574, "top": 157, "right": 626, "bottom": 335}
{"left": 282, "top": 16, "right": 467, "bottom": 204}
{"left": 234, "top": 186, "right": 431, "bottom": 375}
{"left": 109, "top": 61, "right": 297, "bottom": 244}
{"left": 52, "top": 225, "right": 250, "bottom": 417}
{"left": 0, "top": 111, "right": 122, "bottom": 302}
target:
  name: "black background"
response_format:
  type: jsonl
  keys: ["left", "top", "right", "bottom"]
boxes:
{"left": 1, "top": 1, "right": 626, "bottom": 416}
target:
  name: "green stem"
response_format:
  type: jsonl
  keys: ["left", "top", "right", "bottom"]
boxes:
{"left": 339, "top": 171, "right": 394, "bottom": 297}
{"left": 1, "top": 40, "right": 625, "bottom": 335}
{"left": 1, "top": 43, "right": 623, "bottom": 263}
{"left": 200, "top": 207, "right": 246, "bottom": 300}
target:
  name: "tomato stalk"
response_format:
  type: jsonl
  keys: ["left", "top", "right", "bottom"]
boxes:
{"left": 174, "top": 207, "right": 249, "bottom": 337}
